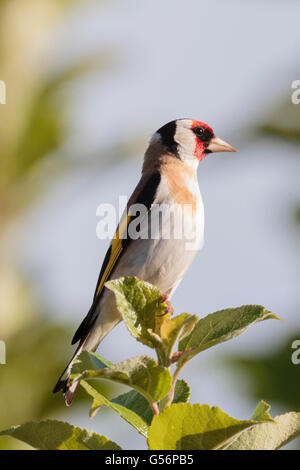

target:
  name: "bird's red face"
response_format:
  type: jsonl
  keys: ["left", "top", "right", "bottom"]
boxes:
{"left": 191, "top": 120, "right": 236, "bottom": 162}
{"left": 191, "top": 120, "right": 215, "bottom": 162}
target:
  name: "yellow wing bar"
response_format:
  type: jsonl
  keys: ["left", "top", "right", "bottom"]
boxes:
{"left": 95, "top": 214, "right": 131, "bottom": 297}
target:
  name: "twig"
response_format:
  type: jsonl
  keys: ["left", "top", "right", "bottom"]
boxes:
{"left": 171, "top": 347, "right": 195, "bottom": 363}
{"left": 151, "top": 402, "right": 159, "bottom": 415}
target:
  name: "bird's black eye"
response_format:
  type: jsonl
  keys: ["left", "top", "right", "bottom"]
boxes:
{"left": 193, "top": 126, "right": 205, "bottom": 137}
{"left": 193, "top": 126, "right": 213, "bottom": 142}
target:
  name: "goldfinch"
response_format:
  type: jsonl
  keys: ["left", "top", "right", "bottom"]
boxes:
{"left": 53, "top": 118, "right": 236, "bottom": 405}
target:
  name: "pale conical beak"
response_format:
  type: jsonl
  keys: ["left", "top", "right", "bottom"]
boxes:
{"left": 207, "top": 136, "right": 237, "bottom": 153}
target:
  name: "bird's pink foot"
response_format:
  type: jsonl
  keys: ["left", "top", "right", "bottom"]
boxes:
{"left": 162, "top": 294, "right": 174, "bottom": 316}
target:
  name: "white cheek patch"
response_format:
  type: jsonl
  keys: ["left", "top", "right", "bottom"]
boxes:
{"left": 174, "top": 120, "right": 196, "bottom": 161}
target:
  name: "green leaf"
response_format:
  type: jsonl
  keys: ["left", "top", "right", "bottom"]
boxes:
{"left": 159, "top": 313, "right": 198, "bottom": 362}
{"left": 225, "top": 412, "right": 300, "bottom": 450}
{"left": 100, "top": 379, "right": 191, "bottom": 431}
{"left": 0, "top": 420, "right": 121, "bottom": 450}
{"left": 218, "top": 401, "right": 274, "bottom": 450}
{"left": 178, "top": 305, "right": 279, "bottom": 369}
{"left": 147, "top": 403, "right": 270, "bottom": 450}
{"left": 80, "top": 381, "right": 149, "bottom": 437}
{"left": 251, "top": 400, "right": 273, "bottom": 422}
{"left": 76, "top": 355, "right": 172, "bottom": 406}
{"left": 173, "top": 380, "right": 191, "bottom": 404}
{"left": 106, "top": 277, "right": 167, "bottom": 348}
{"left": 112, "top": 390, "right": 153, "bottom": 426}
{"left": 71, "top": 351, "right": 113, "bottom": 379}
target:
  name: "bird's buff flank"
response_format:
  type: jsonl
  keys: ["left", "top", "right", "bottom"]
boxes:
{"left": 53, "top": 118, "right": 236, "bottom": 405}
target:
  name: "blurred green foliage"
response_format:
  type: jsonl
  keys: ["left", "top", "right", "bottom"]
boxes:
{"left": 0, "top": 0, "right": 111, "bottom": 449}
{"left": 1, "top": 321, "right": 73, "bottom": 427}
{"left": 228, "top": 334, "right": 300, "bottom": 413}
{"left": 260, "top": 99, "right": 300, "bottom": 142}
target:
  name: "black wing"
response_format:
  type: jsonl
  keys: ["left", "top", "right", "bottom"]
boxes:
{"left": 71, "top": 172, "right": 161, "bottom": 345}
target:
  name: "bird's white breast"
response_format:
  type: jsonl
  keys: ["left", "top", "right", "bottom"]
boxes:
{"left": 117, "top": 173, "right": 204, "bottom": 295}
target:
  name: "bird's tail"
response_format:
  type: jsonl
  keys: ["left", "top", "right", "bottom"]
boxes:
{"left": 52, "top": 343, "right": 84, "bottom": 406}
{"left": 53, "top": 296, "right": 121, "bottom": 406}
{"left": 53, "top": 298, "right": 100, "bottom": 405}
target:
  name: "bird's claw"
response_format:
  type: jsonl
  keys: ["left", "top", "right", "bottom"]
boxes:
{"left": 162, "top": 294, "right": 174, "bottom": 316}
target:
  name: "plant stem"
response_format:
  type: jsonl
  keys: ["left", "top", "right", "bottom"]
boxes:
{"left": 171, "top": 347, "right": 195, "bottom": 363}
{"left": 151, "top": 402, "right": 159, "bottom": 416}
{"left": 158, "top": 364, "right": 184, "bottom": 412}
